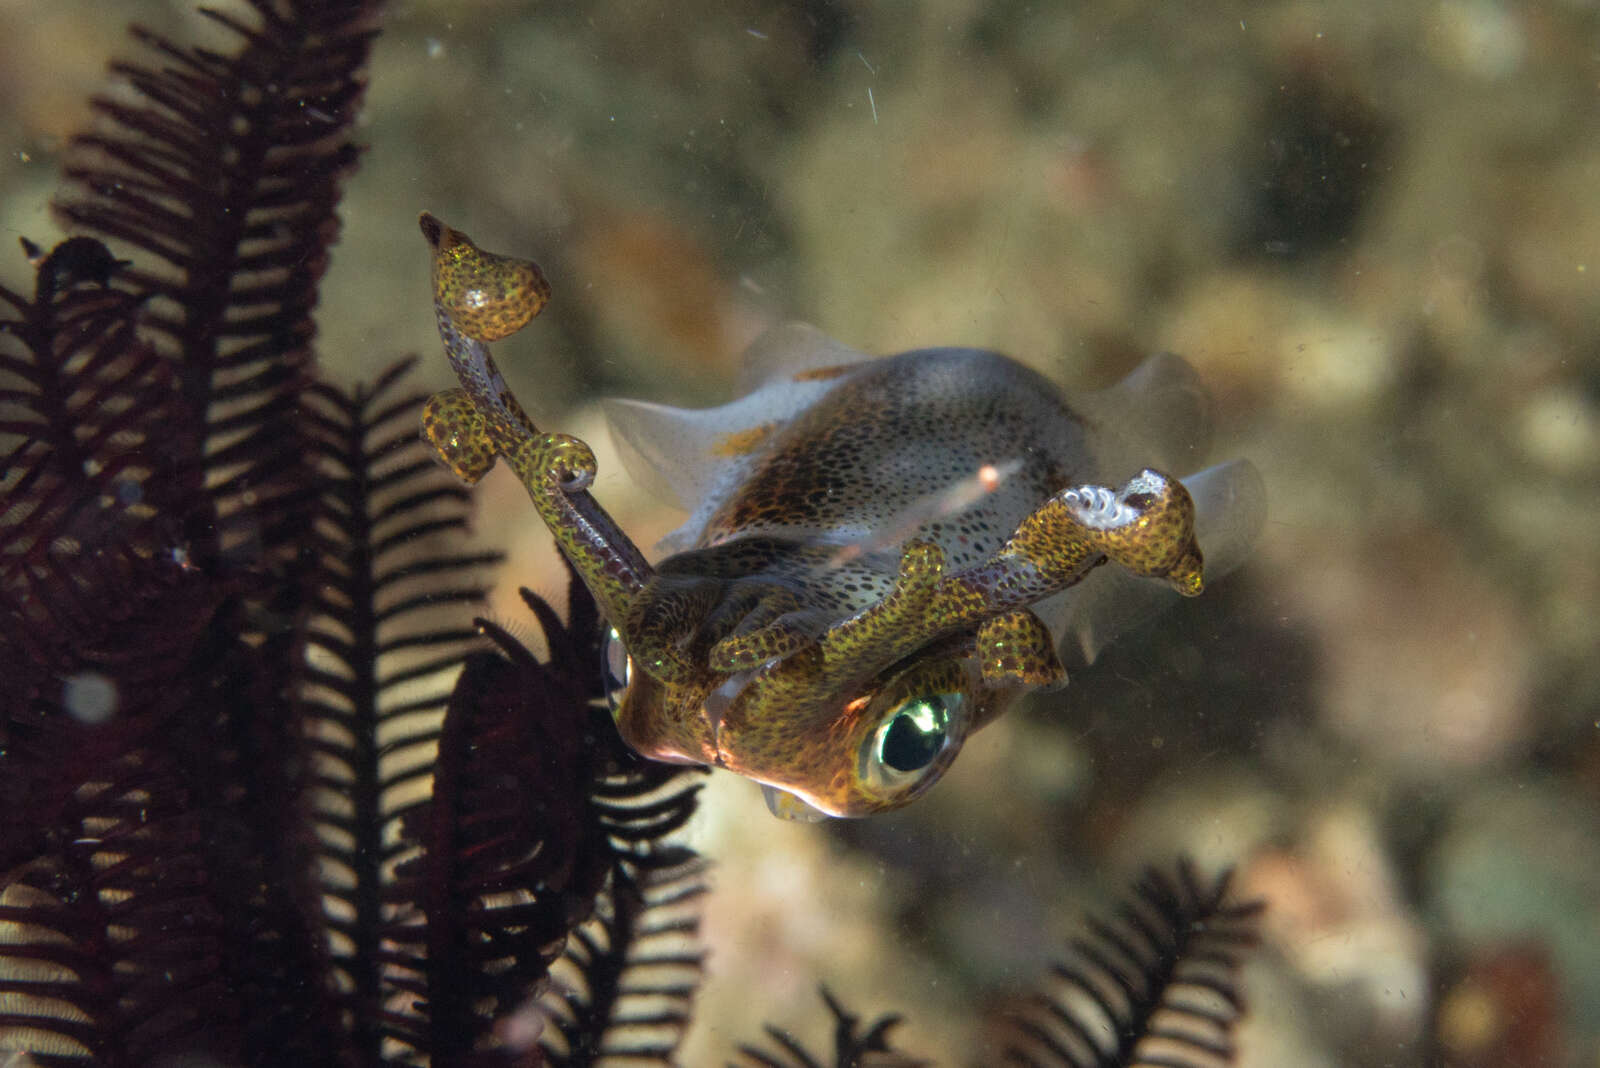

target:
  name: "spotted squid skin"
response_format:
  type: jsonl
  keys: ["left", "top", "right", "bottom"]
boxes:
{"left": 419, "top": 215, "right": 1250, "bottom": 818}
{"left": 418, "top": 214, "right": 653, "bottom": 632}
{"left": 424, "top": 211, "right": 550, "bottom": 342}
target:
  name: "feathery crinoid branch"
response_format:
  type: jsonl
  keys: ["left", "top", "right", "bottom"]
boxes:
{"left": 0, "top": 237, "right": 330, "bottom": 1063}
{"left": 0, "top": 237, "right": 197, "bottom": 680}
{"left": 729, "top": 863, "right": 1258, "bottom": 1068}
{"left": 732, "top": 986, "right": 919, "bottom": 1068}
{"left": 1, "top": 2, "right": 389, "bottom": 1065}
{"left": 55, "top": 0, "right": 381, "bottom": 578}
{"left": 0, "top": 236, "right": 233, "bottom": 1067}
{"left": 533, "top": 573, "right": 709, "bottom": 1066}
{"left": 999, "top": 860, "right": 1262, "bottom": 1068}
{"left": 296, "top": 359, "right": 504, "bottom": 1060}
{"left": 379, "top": 567, "right": 708, "bottom": 1065}
{"left": 540, "top": 852, "right": 708, "bottom": 1066}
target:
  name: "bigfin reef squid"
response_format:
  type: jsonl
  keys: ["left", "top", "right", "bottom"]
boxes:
{"left": 417, "top": 213, "right": 1266, "bottom": 820}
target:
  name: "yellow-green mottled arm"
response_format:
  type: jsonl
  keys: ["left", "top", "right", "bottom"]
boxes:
{"left": 713, "top": 468, "right": 1200, "bottom": 696}
{"left": 418, "top": 213, "right": 655, "bottom": 629}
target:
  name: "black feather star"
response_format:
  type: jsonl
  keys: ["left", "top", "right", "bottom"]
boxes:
{"left": 732, "top": 986, "right": 918, "bottom": 1068}
{"left": 998, "top": 862, "right": 1262, "bottom": 1068}
{"left": 0, "top": 1, "right": 706, "bottom": 1064}
{"left": 727, "top": 862, "right": 1259, "bottom": 1068}
{"left": 0, "top": 246, "right": 707, "bottom": 1061}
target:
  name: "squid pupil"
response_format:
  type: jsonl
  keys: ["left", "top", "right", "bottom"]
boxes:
{"left": 880, "top": 696, "right": 951, "bottom": 772}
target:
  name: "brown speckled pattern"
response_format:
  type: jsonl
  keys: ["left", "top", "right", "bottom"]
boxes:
{"left": 420, "top": 214, "right": 1215, "bottom": 816}
{"left": 421, "top": 387, "right": 495, "bottom": 484}
{"left": 633, "top": 358, "right": 1206, "bottom": 814}
{"left": 717, "top": 654, "right": 977, "bottom": 815}
{"left": 706, "top": 587, "right": 812, "bottom": 670}
{"left": 702, "top": 350, "right": 1086, "bottom": 575}
{"left": 420, "top": 215, "right": 655, "bottom": 637}
{"left": 977, "top": 610, "right": 1064, "bottom": 686}
{"left": 421, "top": 212, "right": 550, "bottom": 342}
{"left": 1009, "top": 473, "right": 1203, "bottom": 596}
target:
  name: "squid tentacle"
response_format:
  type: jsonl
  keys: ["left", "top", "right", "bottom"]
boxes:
{"left": 418, "top": 213, "right": 655, "bottom": 628}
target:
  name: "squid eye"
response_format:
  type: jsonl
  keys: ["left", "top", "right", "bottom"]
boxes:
{"left": 874, "top": 694, "right": 958, "bottom": 774}
{"left": 601, "top": 626, "right": 633, "bottom": 712}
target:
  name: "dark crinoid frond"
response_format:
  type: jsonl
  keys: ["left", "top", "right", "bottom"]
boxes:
{"left": 375, "top": 568, "right": 707, "bottom": 1065}
{"left": 732, "top": 986, "right": 922, "bottom": 1068}
{"left": 487, "top": 580, "right": 709, "bottom": 1067}
{"left": 999, "top": 860, "right": 1262, "bottom": 1068}
{"left": 540, "top": 851, "right": 708, "bottom": 1065}
{"left": 0, "top": 238, "right": 312, "bottom": 1067}
{"left": 295, "top": 358, "right": 504, "bottom": 1059}
{"left": 5, "top": 0, "right": 713, "bottom": 1062}
{"left": 0, "top": 237, "right": 198, "bottom": 678}
{"left": 3, "top": 2, "right": 399, "bottom": 1063}
{"left": 54, "top": 0, "right": 382, "bottom": 576}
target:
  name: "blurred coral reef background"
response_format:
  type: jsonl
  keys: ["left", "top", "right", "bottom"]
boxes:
{"left": 3, "top": 0, "right": 1596, "bottom": 1063}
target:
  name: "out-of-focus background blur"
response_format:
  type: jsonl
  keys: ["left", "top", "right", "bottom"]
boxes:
{"left": 3, "top": 1, "right": 1596, "bottom": 1063}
